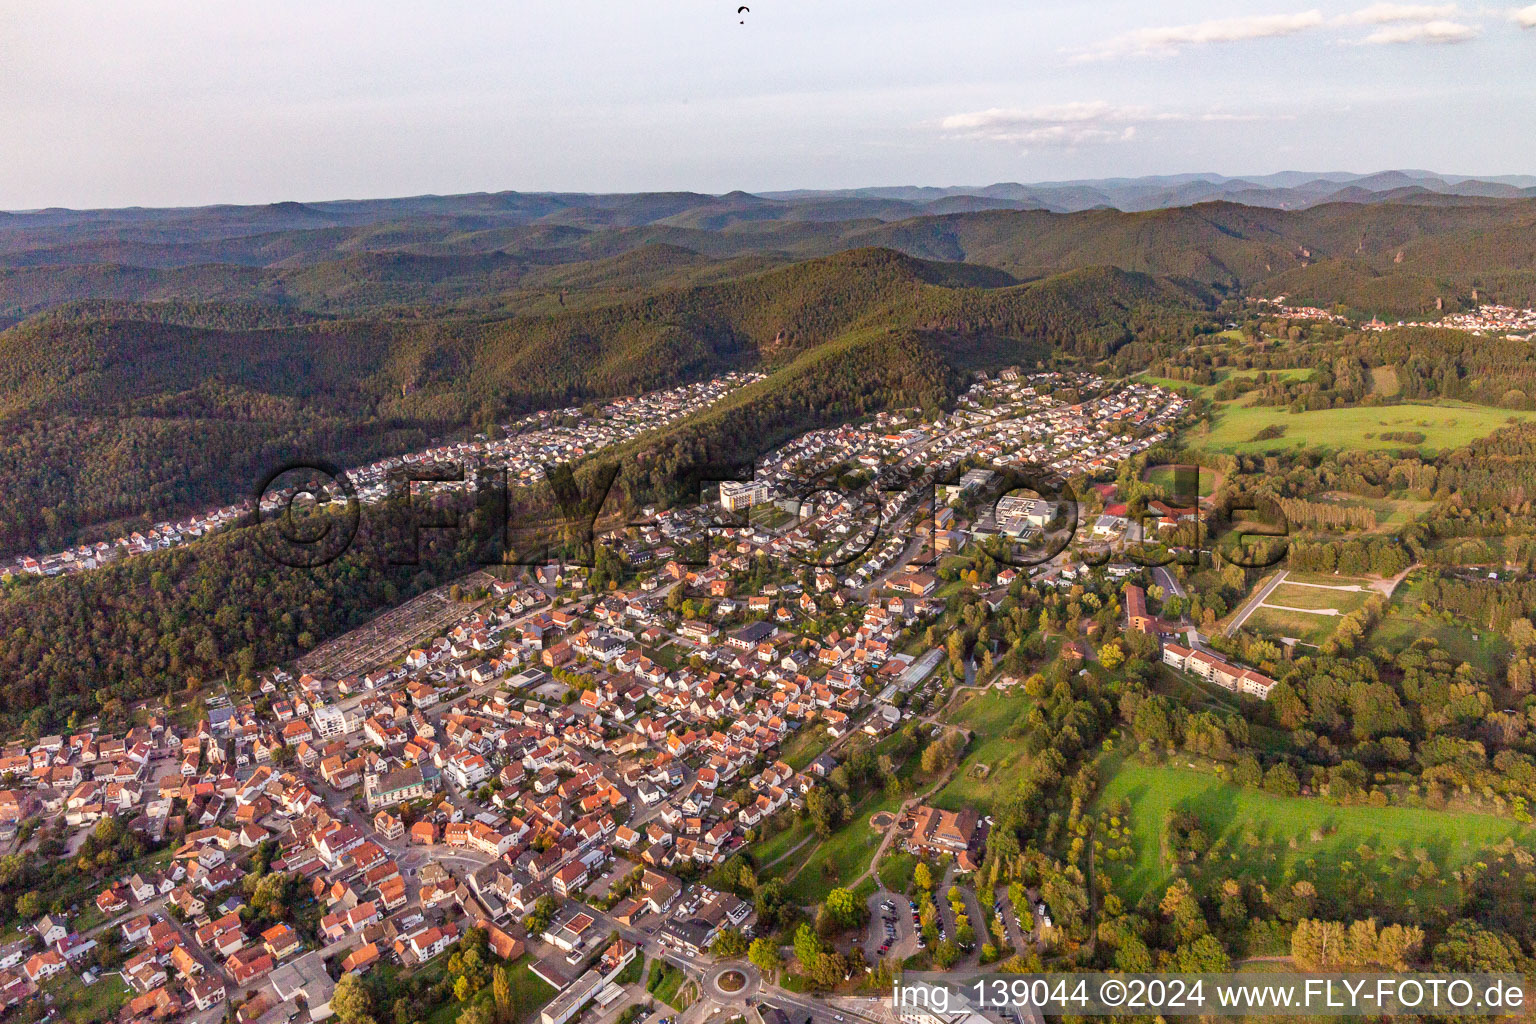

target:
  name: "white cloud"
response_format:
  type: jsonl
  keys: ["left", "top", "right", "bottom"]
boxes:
{"left": 1336, "top": 3, "right": 1459, "bottom": 24}
{"left": 1513, "top": 4, "right": 1536, "bottom": 26}
{"left": 1071, "top": 11, "right": 1325, "bottom": 60}
{"left": 1358, "top": 18, "right": 1479, "bottom": 41}
{"left": 939, "top": 103, "right": 1272, "bottom": 149}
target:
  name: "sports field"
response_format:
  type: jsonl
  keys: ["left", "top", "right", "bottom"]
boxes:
{"left": 1194, "top": 401, "right": 1535, "bottom": 455}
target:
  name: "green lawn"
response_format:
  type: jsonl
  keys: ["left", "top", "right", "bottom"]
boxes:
{"left": 1192, "top": 401, "right": 1535, "bottom": 455}
{"left": 648, "top": 958, "right": 693, "bottom": 1009}
{"left": 1096, "top": 763, "right": 1534, "bottom": 905}
{"left": 643, "top": 644, "right": 682, "bottom": 671}
{"left": 780, "top": 725, "right": 833, "bottom": 771}
{"left": 1143, "top": 465, "right": 1216, "bottom": 498}
{"left": 781, "top": 787, "right": 902, "bottom": 903}
{"left": 752, "top": 813, "right": 815, "bottom": 868}
{"left": 39, "top": 972, "right": 131, "bottom": 1024}
{"left": 1261, "top": 582, "right": 1370, "bottom": 613}
{"left": 931, "top": 687, "right": 1034, "bottom": 814}
{"left": 878, "top": 851, "right": 920, "bottom": 894}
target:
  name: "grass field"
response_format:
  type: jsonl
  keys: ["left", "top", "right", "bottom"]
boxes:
{"left": 1280, "top": 570, "right": 1376, "bottom": 587}
{"left": 1137, "top": 373, "right": 1213, "bottom": 394}
{"left": 931, "top": 687, "right": 1034, "bottom": 814}
{"left": 1313, "top": 493, "right": 1432, "bottom": 532}
{"left": 752, "top": 813, "right": 815, "bottom": 867}
{"left": 1370, "top": 365, "right": 1402, "bottom": 396}
{"left": 1096, "top": 762, "right": 1533, "bottom": 905}
{"left": 1143, "top": 464, "right": 1217, "bottom": 498}
{"left": 1261, "top": 582, "right": 1371, "bottom": 613}
{"left": 1241, "top": 606, "right": 1338, "bottom": 645}
{"left": 1193, "top": 401, "right": 1535, "bottom": 455}
{"left": 780, "top": 725, "right": 833, "bottom": 771}
{"left": 1226, "top": 367, "right": 1316, "bottom": 383}
{"left": 1137, "top": 368, "right": 1312, "bottom": 398}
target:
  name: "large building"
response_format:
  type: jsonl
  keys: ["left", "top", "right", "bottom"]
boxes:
{"left": 995, "top": 494, "right": 1056, "bottom": 537}
{"left": 1162, "top": 644, "right": 1276, "bottom": 700}
{"left": 364, "top": 764, "right": 432, "bottom": 811}
{"left": 312, "top": 704, "right": 362, "bottom": 738}
{"left": 1123, "top": 584, "right": 1153, "bottom": 634}
{"left": 719, "top": 479, "right": 774, "bottom": 512}
{"left": 906, "top": 805, "right": 980, "bottom": 860}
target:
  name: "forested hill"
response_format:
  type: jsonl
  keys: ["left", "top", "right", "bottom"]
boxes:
{"left": 0, "top": 248, "right": 1208, "bottom": 558}
{"left": 5, "top": 198, "right": 1536, "bottom": 322}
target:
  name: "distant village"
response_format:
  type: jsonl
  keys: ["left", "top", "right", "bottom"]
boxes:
{"left": 3, "top": 373, "right": 765, "bottom": 581}
{"left": 1254, "top": 294, "right": 1536, "bottom": 340}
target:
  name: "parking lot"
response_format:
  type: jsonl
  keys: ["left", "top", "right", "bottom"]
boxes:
{"left": 867, "top": 892, "right": 919, "bottom": 962}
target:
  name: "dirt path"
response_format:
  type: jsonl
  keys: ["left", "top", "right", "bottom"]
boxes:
{"left": 1375, "top": 562, "right": 1420, "bottom": 597}
{"left": 1261, "top": 603, "right": 1341, "bottom": 616}
{"left": 761, "top": 832, "right": 817, "bottom": 872}
{"left": 1281, "top": 580, "right": 1367, "bottom": 592}
{"left": 845, "top": 757, "right": 966, "bottom": 891}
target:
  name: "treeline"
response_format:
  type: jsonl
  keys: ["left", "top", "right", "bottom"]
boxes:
{"left": 1276, "top": 497, "right": 1377, "bottom": 532}
{"left": 1283, "top": 538, "right": 1413, "bottom": 577}
{"left": 0, "top": 499, "right": 482, "bottom": 733}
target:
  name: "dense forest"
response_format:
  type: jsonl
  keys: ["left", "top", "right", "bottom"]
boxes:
{"left": 0, "top": 497, "right": 484, "bottom": 733}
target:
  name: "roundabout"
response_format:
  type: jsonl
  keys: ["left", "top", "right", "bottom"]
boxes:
{"left": 703, "top": 961, "right": 761, "bottom": 1002}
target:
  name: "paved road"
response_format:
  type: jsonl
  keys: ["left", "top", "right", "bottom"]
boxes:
{"left": 1223, "top": 569, "right": 1287, "bottom": 636}
{"left": 1152, "top": 565, "right": 1185, "bottom": 600}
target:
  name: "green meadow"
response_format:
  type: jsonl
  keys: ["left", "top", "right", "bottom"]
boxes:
{"left": 1096, "top": 763, "right": 1533, "bottom": 905}
{"left": 1192, "top": 401, "right": 1534, "bottom": 455}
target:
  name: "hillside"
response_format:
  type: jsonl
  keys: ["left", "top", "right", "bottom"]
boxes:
{"left": 0, "top": 249, "right": 1206, "bottom": 557}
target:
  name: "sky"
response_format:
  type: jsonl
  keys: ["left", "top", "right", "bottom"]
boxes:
{"left": 2, "top": 0, "right": 1534, "bottom": 209}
